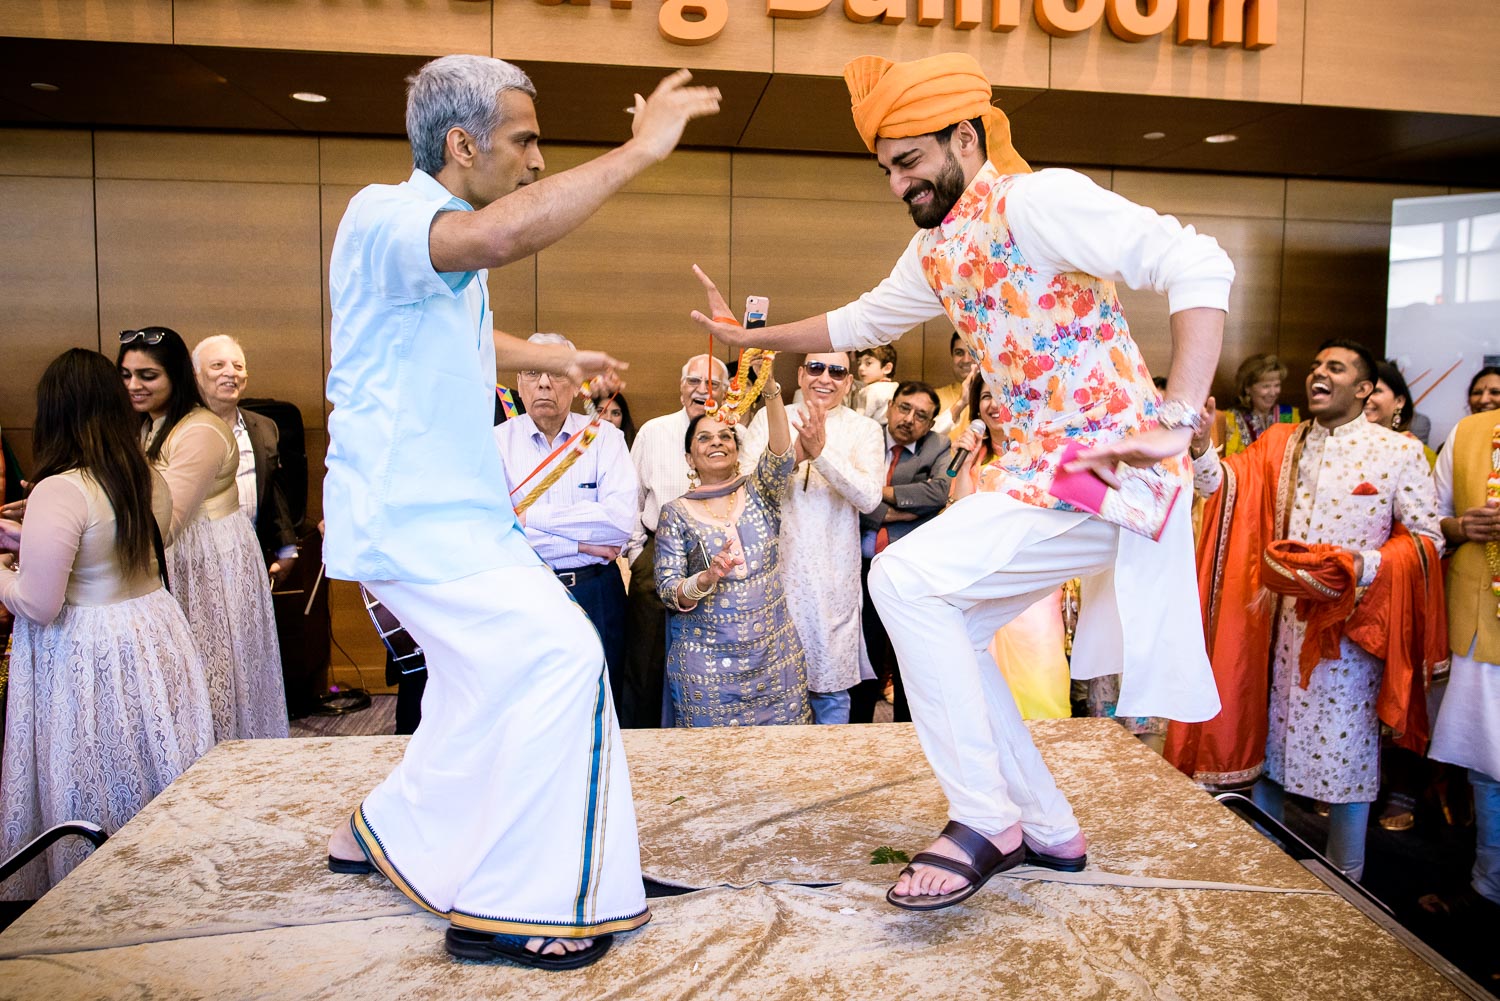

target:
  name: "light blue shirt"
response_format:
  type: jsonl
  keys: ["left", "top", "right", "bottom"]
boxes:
{"left": 324, "top": 169, "right": 538, "bottom": 583}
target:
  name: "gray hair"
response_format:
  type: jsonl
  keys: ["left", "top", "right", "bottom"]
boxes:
{"left": 680, "top": 354, "right": 730, "bottom": 380}
{"left": 407, "top": 55, "right": 537, "bottom": 175}
{"left": 527, "top": 331, "right": 575, "bottom": 350}
{"left": 191, "top": 334, "right": 244, "bottom": 373}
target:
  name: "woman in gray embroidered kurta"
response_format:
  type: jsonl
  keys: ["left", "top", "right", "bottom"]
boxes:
{"left": 655, "top": 371, "right": 811, "bottom": 727}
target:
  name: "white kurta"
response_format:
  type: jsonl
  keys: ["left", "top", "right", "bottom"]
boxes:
{"left": 1197, "top": 418, "right": 1442, "bottom": 803}
{"left": 743, "top": 403, "right": 885, "bottom": 694}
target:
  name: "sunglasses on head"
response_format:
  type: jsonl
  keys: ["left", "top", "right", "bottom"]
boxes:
{"left": 802, "top": 361, "right": 850, "bottom": 379}
{"left": 119, "top": 329, "right": 167, "bottom": 346}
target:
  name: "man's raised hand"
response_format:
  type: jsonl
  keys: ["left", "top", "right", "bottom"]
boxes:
{"left": 689, "top": 265, "right": 757, "bottom": 348}
{"left": 630, "top": 70, "right": 722, "bottom": 164}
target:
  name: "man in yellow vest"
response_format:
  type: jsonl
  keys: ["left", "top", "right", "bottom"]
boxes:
{"left": 1430, "top": 407, "right": 1500, "bottom": 915}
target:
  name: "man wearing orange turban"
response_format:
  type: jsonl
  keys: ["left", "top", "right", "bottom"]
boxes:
{"left": 691, "top": 52, "right": 1235, "bottom": 911}
{"left": 1166, "top": 339, "right": 1445, "bottom": 882}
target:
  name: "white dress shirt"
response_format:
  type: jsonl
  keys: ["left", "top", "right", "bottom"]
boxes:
{"left": 494, "top": 412, "right": 637, "bottom": 571}
{"left": 627, "top": 408, "right": 692, "bottom": 561}
{"left": 824, "top": 167, "right": 1235, "bottom": 352}
{"left": 231, "top": 412, "right": 258, "bottom": 524}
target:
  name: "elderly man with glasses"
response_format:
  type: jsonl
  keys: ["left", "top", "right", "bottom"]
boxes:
{"left": 621, "top": 353, "right": 730, "bottom": 728}
{"left": 495, "top": 333, "right": 638, "bottom": 720}
{"left": 743, "top": 352, "right": 885, "bottom": 724}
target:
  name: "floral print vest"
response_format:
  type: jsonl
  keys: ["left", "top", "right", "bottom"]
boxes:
{"left": 918, "top": 162, "right": 1187, "bottom": 512}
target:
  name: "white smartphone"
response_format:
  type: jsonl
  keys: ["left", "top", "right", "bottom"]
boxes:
{"left": 744, "top": 295, "right": 769, "bottom": 329}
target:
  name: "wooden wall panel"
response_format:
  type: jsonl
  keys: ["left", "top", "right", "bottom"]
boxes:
{"left": 770, "top": 0, "right": 1050, "bottom": 89}
{"left": 1112, "top": 170, "right": 1284, "bottom": 220}
{"left": 173, "top": 0, "right": 491, "bottom": 56}
{"left": 1114, "top": 215, "right": 1284, "bottom": 401}
{"left": 547, "top": 146, "right": 732, "bottom": 198}
{"left": 538, "top": 192, "right": 731, "bottom": 424}
{"left": 1276, "top": 218, "right": 1392, "bottom": 407}
{"left": 1048, "top": 0, "right": 1303, "bottom": 105}
{"left": 95, "top": 178, "right": 326, "bottom": 429}
{"left": 1302, "top": 0, "right": 1500, "bottom": 117}
{"left": 0, "top": 177, "right": 100, "bottom": 431}
{"left": 0, "top": 129, "right": 93, "bottom": 178}
{"left": 732, "top": 150, "right": 891, "bottom": 203}
{"left": 319, "top": 137, "right": 413, "bottom": 188}
{"left": 1284, "top": 178, "right": 1447, "bottom": 224}
{"left": 0, "top": 0, "right": 171, "bottom": 44}
{"left": 94, "top": 131, "right": 318, "bottom": 184}
{"left": 500, "top": 0, "right": 773, "bottom": 73}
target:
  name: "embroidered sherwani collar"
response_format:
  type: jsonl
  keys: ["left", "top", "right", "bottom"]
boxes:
{"left": 1309, "top": 415, "right": 1366, "bottom": 441}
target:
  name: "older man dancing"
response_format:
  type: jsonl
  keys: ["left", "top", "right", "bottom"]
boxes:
{"left": 322, "top": 55, "right": 718, "bottom": 967}
{"left": 694, "top": 52, "right": 1230, "bottom": 910}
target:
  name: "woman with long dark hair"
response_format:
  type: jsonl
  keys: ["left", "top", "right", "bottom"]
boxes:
{"left": 118, "top": 326, "right": 288, "bottom": 740}
{"left": 0, "top": 349, "right": 213, "bottom": 898}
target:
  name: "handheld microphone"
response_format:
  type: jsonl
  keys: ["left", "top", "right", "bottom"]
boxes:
{"left": 946, "top": 420, "right": 988, "bottom": 477}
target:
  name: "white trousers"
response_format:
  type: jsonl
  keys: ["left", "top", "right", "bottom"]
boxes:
{"left": 869, "top": 493, "right": 1118, "bottom": 844}
{"left": 355, "top": 564, "right": 649, "bottom": 938}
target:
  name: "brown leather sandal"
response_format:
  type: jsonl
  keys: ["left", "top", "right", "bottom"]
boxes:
{"left": 885, "top": 820, "right": 1025, "bottom": 912}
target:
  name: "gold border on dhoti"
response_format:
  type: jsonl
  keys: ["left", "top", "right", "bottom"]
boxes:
{"left": 351, "top": 806, "right": 449, "bottom": 919}
{"left": 447, "top": 907, "right": 652, "bottom": 938}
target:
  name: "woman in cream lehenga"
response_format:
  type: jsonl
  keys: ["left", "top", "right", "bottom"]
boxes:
{"left": 118, "top": 326, "right": 288, "bottom": 741}
{"left": 0, "top": 349, "right": 213, "bottom": 898}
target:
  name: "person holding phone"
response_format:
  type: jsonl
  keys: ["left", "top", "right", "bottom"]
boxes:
{"left": 654, "top": 362, "right": 810, "bottom": 727}
{"left": 691, "top": 52, "right": 1230, "bottom": 911}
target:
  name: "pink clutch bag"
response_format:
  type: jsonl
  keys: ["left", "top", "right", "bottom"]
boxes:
{"left": 1050, "top": 441, "right": 1183, "bottom": 542}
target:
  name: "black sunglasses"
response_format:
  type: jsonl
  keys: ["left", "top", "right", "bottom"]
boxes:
{"left": 802, "top": 361, "right": 850, "bottom": 379}
{"left": 119, "top": 329, "right": 167, "bottom": 346}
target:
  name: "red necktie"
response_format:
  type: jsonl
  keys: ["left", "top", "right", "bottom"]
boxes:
{"left": 874, "top": 443, "right": 902, "bottom": 554}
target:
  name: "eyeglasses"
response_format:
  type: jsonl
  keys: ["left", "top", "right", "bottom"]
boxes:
{"left": 683, "top": 376, "right": 729, "bottom": 393}
{"left": 892, "top": 401, "right": 935, "bottom": 424}
{"left": 119, "top": 329, "right": 167, "bottom": 346}
{"left": 517, "top": 370, "right": 556, "bottom": 382}
{"left": 802, "top": 361, "right": 850, "bottom": 379}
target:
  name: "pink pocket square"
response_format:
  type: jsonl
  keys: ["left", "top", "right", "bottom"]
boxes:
{"left": 1351, "top": 482, "right": 1378, "bottom": 496}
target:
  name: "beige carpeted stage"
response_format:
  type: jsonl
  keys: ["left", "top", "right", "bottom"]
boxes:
{"left": 0, "top": 720, "right": 1470, "bottom": 1000}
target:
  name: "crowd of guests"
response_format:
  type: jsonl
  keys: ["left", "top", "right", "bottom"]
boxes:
{"left": 2, "top": 330, "right": 1497, "bottom": 923}
{"left": 0, "top": 329, "right": 295, "bottom": 896}
{"left": 539, "top": 339, "right": 1495, "bottom": 917}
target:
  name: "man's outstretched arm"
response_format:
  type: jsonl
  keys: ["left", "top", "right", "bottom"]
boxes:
{"left": 432, "top": 70, "right": 720, "bottom": 273}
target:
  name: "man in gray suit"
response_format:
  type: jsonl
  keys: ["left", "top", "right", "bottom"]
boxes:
{"left": 852, "top": 380, "right": 951, "bottom": 723}
{"left": 193, "top": 335, "right": 300, "bottom": 583}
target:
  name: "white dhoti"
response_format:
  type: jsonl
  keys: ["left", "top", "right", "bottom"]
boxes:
{"left": 353, "top": 564, "right": 649, "bottom": 938}
{"left": 868, "top": 491, "right": 1216, "bottom": 845}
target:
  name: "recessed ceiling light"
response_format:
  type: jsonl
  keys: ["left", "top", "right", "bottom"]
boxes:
{"left": 290, "top": 92, "right": 329, "bottom": 104}
{"left": 30, "top": 82, "right": 59, "bottom": 92}
{"left": 1204, "top": 133, "right": 1238, "bottom": 144}
{"left": 1142, "top": 131, "right": 1166, "bottom": 141}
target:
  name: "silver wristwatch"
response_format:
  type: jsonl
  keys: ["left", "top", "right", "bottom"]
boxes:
{"left": 1155, "top": 398, "right": 1204, "bottom": 433}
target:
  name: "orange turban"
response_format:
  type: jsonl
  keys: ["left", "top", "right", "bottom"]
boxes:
{"left": 844, "top": 53, "right": 1030, "bottom": 176}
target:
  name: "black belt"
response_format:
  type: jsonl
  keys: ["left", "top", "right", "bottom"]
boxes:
{"left": 554, "top": 562, "right": 613, "bottom": 588}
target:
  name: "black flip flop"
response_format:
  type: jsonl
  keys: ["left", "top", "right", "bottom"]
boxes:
{"left": 327, "top": 855, "right": 376, "bottom": 875}
{"left": 885, "top": 820, "right": 1024, "bottom": 911}
{"left": 445, "top": 928, "right": 615, "bottom": 970}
